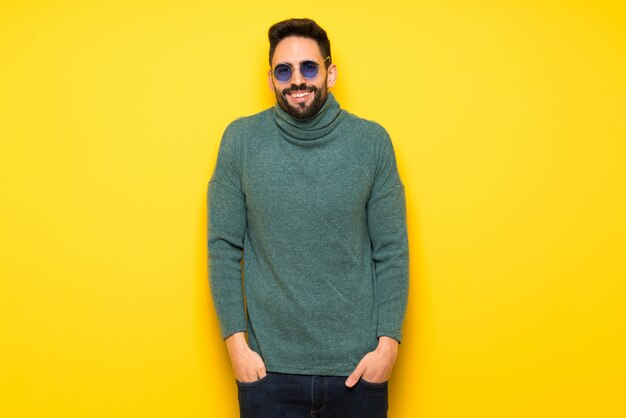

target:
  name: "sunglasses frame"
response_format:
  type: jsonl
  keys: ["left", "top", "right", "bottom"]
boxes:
{"left": 272, "top": 56, "right": 331, "bottom": 83}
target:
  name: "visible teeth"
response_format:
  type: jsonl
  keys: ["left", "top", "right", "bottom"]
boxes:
{"left": 291, "top": 92, "right": 309, "bottom": 98}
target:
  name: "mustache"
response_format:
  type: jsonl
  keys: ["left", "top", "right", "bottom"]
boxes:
{"left": 282, "top": 84, "right": 318, "bottom": 95}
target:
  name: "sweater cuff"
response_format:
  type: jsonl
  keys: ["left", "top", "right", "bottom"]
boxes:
{"left": 222, "top": 329, "right": 248, "bottom": 341}
{"left": 220, "top": 321, "right": 248, "bottom": 341}
{"left": 376, "top": 328, "right": 403, "bottom": 344}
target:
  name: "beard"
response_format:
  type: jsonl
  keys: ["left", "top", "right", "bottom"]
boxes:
{"left": 275, "top": 81, "right": 328, "bottom": 120}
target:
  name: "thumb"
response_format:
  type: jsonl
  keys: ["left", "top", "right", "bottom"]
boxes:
{"left": 345, "top": 361, "right": 366, "bottom": 388}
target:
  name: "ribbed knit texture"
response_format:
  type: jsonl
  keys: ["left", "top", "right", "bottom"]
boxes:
{"left": 207, "top": 93, "right": 408, "bottom": 376}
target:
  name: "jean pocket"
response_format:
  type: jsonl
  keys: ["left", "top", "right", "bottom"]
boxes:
{"left": 236, "top": 372, "right": 271, "bottom": 388}
{"left": 360, "top": 378, "right": 388, "bottom": 388}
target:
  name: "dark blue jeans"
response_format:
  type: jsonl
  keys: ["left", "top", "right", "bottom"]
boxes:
{"left": 237, "top": 372, "right": 388, "bottom": 418}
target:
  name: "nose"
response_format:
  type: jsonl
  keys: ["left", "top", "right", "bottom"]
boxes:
{"left": 290, "top": 68, "right": 305, "bottom": 86}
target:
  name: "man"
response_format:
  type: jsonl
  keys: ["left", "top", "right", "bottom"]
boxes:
{"left": 207, "top": 18, "right": 408, "bottom": 418}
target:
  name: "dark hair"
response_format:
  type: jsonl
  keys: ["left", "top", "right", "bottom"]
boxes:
{"left": 268, "top": 18, "right": 331, "bottom": 68}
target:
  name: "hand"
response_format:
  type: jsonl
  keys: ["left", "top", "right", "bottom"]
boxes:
{"left": 345, "top": 336, "right": 398, "bottom": 387}
{"left": 225, "top": 332, "right": 267, "bottom": 382}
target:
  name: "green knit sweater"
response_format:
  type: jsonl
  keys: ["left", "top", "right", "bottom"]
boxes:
{"left": 207, "top": 93, "right": 408, "bottom": 376}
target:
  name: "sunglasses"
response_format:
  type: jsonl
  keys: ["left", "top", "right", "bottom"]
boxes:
{"left": 272, "top": 56, "right": 331, "bottom": 82}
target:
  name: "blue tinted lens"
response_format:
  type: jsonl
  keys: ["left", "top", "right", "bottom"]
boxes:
{"left": 300, "top": 61, "right": 319, "bottom": 79}
{"left": 274, "top": 64, "right": 292, "bottom": 82}
{"left": 274, "top": 61, "right": 321, "bottom": 82}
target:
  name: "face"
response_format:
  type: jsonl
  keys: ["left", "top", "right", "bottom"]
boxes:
{"left": 268, "top": 36, "right": 337, "bottom": 119}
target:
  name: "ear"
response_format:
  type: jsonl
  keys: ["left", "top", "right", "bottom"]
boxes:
{"left": 326, "top": 63, "right": 337, "bottom": 88}
{"left": 268, "top": 69, "right": 276, "bottom": 92}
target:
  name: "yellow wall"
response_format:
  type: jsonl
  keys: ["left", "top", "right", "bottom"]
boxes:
{"left": 1, "top": 1, "right": 625, "bottom": 417}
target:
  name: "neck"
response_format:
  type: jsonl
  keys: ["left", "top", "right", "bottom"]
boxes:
{"left": 272, "top": 93, "right": 345, "bottom": 143}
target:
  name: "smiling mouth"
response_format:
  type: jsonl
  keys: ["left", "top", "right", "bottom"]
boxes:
{"left": 283, "top": 84, "right": 317, "bottom": 100}
{"left": 287, "top": 90, "right": 312, "bottom": 99}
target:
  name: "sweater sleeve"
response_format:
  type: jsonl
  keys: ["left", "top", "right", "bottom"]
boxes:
{"left": 367, "top": 131, "right": 409, "bottom": 343}
{"left": 207, "top": 125, "right": 248, "bottom": 339}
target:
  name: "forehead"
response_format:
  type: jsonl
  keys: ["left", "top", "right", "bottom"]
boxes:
{"left": 272, "top": 36, "right": 324, "bottom": 65}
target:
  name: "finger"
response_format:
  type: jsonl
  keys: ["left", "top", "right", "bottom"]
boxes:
{"left": 237, "top": 373, "right": 257, "bottom": 383}
{"left": 256, "top": 365, "right": 267, "bottom": 379}
{"left": 362, "top": 371, "right": 384, "bottom": 383}
{"left": 345, "top": 362, "right": 366, "bottom": 387}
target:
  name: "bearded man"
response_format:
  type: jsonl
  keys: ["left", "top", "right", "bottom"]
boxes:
{"left": 208, "top": 17, "right": 409, "bottom": 418}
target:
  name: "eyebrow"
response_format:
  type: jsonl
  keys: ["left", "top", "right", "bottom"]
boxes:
{"left": 275, "top": 59, "right": 318, "bottom": 66}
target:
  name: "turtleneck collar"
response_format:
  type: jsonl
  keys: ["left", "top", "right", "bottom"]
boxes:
{"left": 273, "top": 92, "right": 345, "bottom": 144}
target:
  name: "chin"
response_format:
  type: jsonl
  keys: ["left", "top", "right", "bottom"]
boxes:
{"left": 277, "top": 89, "right": 326, "bottom": 119}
